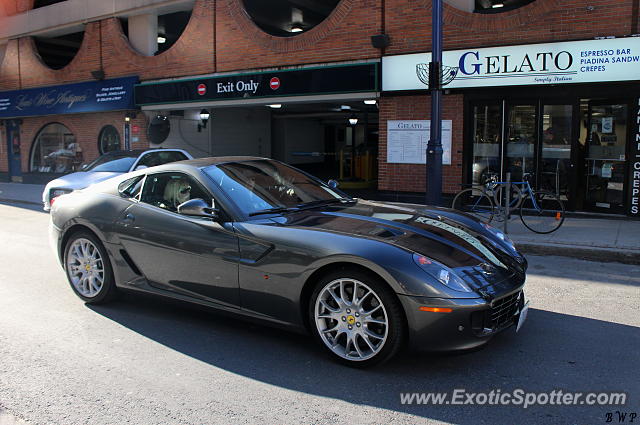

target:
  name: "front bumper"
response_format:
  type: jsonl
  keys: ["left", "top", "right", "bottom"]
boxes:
{"left": 48, "top": 219, "right": 63, "bottom": 266}
{"left": 399, "top": 286, "right": 525, "bottom": 352}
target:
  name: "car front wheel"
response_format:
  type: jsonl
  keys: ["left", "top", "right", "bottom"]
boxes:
{"left": 310, "top": 269, "right": 406, "bottom": 367}
{"left": 64, "top": 231, "right": 117, "bottom": 304}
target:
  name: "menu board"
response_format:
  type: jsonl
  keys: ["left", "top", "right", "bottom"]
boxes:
{"left": 387, "top": 120, "right": 452, "bottom": 164}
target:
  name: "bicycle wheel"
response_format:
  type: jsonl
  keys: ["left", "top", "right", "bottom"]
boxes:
{"left": 519, "top": 191, "right": 565, "bottom": 234}
{"left": 452, "top": 188, "right": 494, "bottom": 223}
{"left": 493, "top": 184, "right": 523, "bottom": 212}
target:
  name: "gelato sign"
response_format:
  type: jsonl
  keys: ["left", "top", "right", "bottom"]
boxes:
{"left": 382, "top": 37, "right": 640, "bottom": 90}
{"left": 0, "top": 76, "right": 137, "bottom": 118}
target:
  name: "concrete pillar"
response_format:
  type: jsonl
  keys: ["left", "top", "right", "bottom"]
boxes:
{"left": 445, "top": 0, "right": 475, "bottom": 12}
{"left": 128, "top": 13, "right": 158, "bottom": 56}
{"left": 0, "top": 44, "right": 6, "bottom": 67}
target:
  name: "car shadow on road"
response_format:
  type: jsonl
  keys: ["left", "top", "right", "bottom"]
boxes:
{"left": 89, "top": 293, "right": 639, "bottom": 425}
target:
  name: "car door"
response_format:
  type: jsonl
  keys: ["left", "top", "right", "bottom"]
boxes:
{"left": 115, "top": 171, "right": 240, "bottom": 307}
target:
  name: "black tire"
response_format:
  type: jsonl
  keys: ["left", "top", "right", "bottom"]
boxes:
{"left": 452, "top": 188, "right": 494, "bottom": 223}
{"left": 519, "top": 191, "right": 565, "bottom": 234}
{"left": 308, "top": 268, "right": 406, "bottom": 368}
{"left": 63, "top": 231, "right": 118, "bottom": 304}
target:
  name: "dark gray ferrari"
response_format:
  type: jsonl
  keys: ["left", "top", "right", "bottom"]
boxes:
{"left": 49, "top": 157, "right": 529, "bottom": 367}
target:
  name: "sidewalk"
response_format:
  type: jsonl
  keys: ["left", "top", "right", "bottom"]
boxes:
{"left": 499, "top": 215, "right": 640, "bottom": 264}
{"left": 1, "top": 182, "right": 639, "bottom": 264}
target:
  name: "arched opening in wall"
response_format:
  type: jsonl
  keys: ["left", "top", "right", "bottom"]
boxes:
{"left": 157, "top": 11, "right": 191, "bottom": 54}
{"left": 30, "top": 123, "right": 82, "bottom": 173}
{"left": 33, "top": 0, "right": 66, "bottom": 8}
{"left": 98, "top": 125, "right": 121, "bottom": 154}
{"left": 475, "top": 0, "right": 535, "bottom": 13}
{"left": 33, "top": 30, "right": 84, "bottom": 69}
{"left": 242, "top": 0, "right": 340, "bottom": 37}
{"left": 120, "top": 5, "right": 192, "bottom": 56}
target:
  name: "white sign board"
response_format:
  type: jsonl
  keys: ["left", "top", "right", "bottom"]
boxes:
{"left": 383, "top": 37, "right": 640, "bottom": 91}
{"left": 387, "top": 120, "right": 452, "bottom": 164}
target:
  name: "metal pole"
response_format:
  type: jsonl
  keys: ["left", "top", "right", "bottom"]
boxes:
{"left": 426, "top": 0, "right": 443, "bottom": 206}
{"left": 504, "top": 172, "right": 511, "bottom": 234}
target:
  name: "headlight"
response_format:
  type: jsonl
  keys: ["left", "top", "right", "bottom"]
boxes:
{"left": 49, "top": 188, "right": 73, "bottom": 206}
{"left": 412, "top": 253, "right": 473, "bottom": 293}
{"left": 482, "top": 223, "right": 517, "bottom": 253}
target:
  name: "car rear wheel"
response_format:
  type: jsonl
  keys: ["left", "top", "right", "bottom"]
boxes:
{"left": 309, "top": 269, "right": 406, "bottom": 367}
{"left": 64, "top": 231, "right": 117, "bottom": 304}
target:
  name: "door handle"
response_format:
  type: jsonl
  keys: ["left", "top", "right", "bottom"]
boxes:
{"left": 122, "top": 213, "right": 135, "bottom": 224}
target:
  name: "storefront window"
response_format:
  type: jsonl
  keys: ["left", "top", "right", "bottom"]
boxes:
{"left": 30, "top": 123, "right": 82, "bottom": 173}
{"left": 98, "top": 125, "right": 121, "bottom": 154}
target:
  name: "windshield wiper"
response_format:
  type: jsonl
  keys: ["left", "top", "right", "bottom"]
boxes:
{"left": 296, "top": 198, "right": 355, "bottom": 209}
{"left": 248, "top": 206, "right": 300, "bottom": 217}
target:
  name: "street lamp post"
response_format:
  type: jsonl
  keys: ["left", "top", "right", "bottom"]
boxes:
{"left": 426, "top": 0, "right": 443, "bottom": 206}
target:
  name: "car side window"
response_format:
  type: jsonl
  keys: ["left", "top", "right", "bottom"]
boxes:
{"left": 118, "top": 176, "right": 145, "bottom": 200}
{"left": 140, "top": 172, "right": 213, "bottom": 213}
{"left": 135, "top": 151, "right": 188, "bottom": 170}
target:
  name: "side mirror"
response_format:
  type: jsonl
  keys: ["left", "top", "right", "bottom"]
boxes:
{"left": 177, "top": 198, "right": 218, "bottom": 219}
{"left": 80, "top": 163, "right": 88, "bottom": 170}
{"left": 327, "top": 179, "right": 339, "bottom": 189}
{"left": 134, "top": 164, "right": 148, "bottom": 171}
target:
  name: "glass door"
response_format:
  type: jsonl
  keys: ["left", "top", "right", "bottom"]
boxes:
{"left": 505, "top": 103, "right": 537, "bottom": 183}
{"left": 540, "top": 104, "right": 573, "bottom": 201}
{"left": 583, "top": 102, "right": 628, "bottom": 212}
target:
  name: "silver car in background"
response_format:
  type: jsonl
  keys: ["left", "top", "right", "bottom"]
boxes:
{"left": 42, "top": 149, "right": 192, "bottom": 211}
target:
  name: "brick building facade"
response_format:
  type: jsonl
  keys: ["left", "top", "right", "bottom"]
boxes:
{"left": 1, "top": 0, "right": 639, "bottom": 213}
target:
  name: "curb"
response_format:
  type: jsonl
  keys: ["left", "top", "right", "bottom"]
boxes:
{"left": 0, "top": 198, "right": 42, "bottom": 207}
{"left": 516, "top": 242, "right": 640, "bottom": 265}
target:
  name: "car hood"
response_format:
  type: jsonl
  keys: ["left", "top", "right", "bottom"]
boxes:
{"left": 45, "top": 171, "right": 122, "bottom": 192}
{"left": 269, "top": 199, "right": 525, "bottom": 274}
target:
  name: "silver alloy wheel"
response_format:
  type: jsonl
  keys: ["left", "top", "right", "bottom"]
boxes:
{"left": 314, "top": 278, "right": 389, "bottom": 361}
{"left": 66, "top": 238, "right": 105, "bottom": 298}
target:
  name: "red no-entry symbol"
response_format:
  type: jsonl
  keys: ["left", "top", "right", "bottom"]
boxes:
{"left": 269, "top": 77, "right": 280, "bottom": 90}
{"left": 197, "top": 84, "right": 207, "bottom": 96}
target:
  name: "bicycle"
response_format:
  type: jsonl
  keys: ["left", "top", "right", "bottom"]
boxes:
{"left": 452, "top": 173, "right": 565, "bottom": 234}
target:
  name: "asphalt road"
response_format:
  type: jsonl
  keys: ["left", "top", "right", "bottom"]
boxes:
{"left": 0, "top": 202, "right": 638, "bottom": 425}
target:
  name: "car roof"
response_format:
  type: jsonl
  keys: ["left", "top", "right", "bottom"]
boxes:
{"left": 155, "top": 156, "right": 271, "bottom": 169}
{"left": 101, "top": 149, "right": 188, "bottom": 158}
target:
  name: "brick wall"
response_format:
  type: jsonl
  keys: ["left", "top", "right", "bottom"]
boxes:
{"left": 215, "top": 0, "right": 382, "bottom": 72}
{"left": 378, "top": 94, "right": 463, "bottom": 195}
{"left": 1, "top": 0, "right": 638, "bottom": 189}
{"left": 0, "top": 111, "right": 148, "bottom": 173}
{"left": 385, "top": 0, "right": 637, "bottom": 56}
{"left": 1, "top": 0, "right": 636, "bottom": 88}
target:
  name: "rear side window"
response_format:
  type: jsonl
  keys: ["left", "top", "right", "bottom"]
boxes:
{"left": 136, "top": 151, "right": 188, "bottom": 168}
{"left": 118, "top": 176, "right": 145, "bottom": 199}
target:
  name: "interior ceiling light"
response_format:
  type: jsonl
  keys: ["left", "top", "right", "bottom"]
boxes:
{"left": 157, "top": 35, "right": 166, "bottom": 43}
{"left": 348, "top": 114, "right": 358, "bottom": 126}
{"left": 290, "top": 24, "right": 303, "bottom": 33}
{"left": 340, "top": 105, "right": 351, "bottom": 110}
{"left": 492, "top": 3, "right": 504, "bottom": 7}
{"left": 268, "top": 104, "right": 282, "bottom": 109}
{"left": 364, "top": 99, "right": 377, "bottom": 105}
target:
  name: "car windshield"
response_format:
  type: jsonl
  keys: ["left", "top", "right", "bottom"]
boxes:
{"left": 203, "top": 160, "right": 348, "bottom": 216}
{"left": 83, "top": 153, "right": 138, "bottom": 172}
